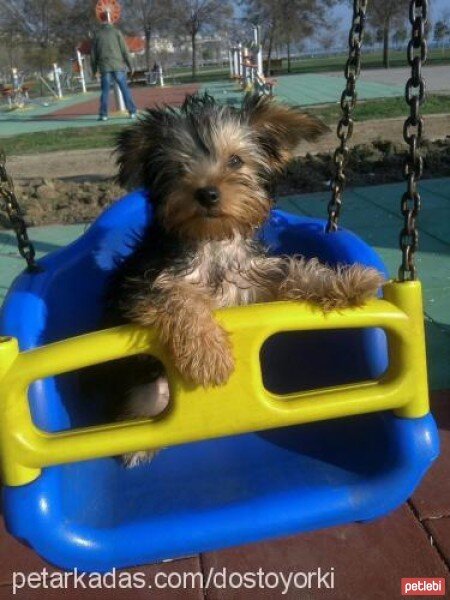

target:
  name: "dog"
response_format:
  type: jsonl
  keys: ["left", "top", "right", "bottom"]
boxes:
{"left": 104, "top": 93, "right": 384, "bottom": 467}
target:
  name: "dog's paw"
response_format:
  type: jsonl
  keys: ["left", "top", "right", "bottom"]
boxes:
{"left": 122, "top": 449, "right": 158, "bottom": 469}
{"left": 120, "top": 377, "right": 170, "bottom": 420}
{"left": 323, "top": 265, "right": 385, "bottom": 310}
{"left": 116, "top": 377, "right": 169, "bottom": 469}
{"left": 172, "top": 324, "right": 235, "bottom": 387}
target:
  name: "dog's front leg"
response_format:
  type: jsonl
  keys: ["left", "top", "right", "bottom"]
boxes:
{"left": 247, "top": 256, "right": 384, "bottom": 310}
{"left": 279, "top": 257, "right": 384, "bottom": 309}
{"left": 126, "top": 280, "right": 234, "bottom": 387}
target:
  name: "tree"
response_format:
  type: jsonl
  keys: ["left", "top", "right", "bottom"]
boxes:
{"left": 367, "top": 0, "right": 409, "bottom": 68}
{"left": 67, "top": 0, "right": 99, "bottom": 46}
{"left": 0, "top": 0, "right": 70, "bottom": 73}
{"left": 392, "top": 26, "right": 407, "bottom": 48}
{"left": 278, "top": 0, "right": 318, "bottom": 74}
{"left": 319, "top": 31, "right": 335, "bottom": 53}
{"left": 241, "top": 0, "right": 336, "bottom": 76}
{"left": 122, "top": 0, "right": 172, "bottom": 70}
{"left": 172, "top": 0, "right": 233, "bottom": 79}
{"left": 434, "top": 20, "right": 450, "bottom": 50}
{"left": 364, "top": 29, "right": 374, "bottom": 47}
{"left": 0, "top": 7, "right": 23, "bottom": 70}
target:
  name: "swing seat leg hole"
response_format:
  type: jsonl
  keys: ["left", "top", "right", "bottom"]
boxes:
{"left": 260, "top": 328, "right": 389, "bottom": 396}
{"left": 29, "top": 354, "right": 173, "bottom": 434}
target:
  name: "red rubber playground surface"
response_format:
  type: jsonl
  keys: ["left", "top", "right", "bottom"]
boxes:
{"left": 38, "top": 83, "right": 200, "bottom": 120}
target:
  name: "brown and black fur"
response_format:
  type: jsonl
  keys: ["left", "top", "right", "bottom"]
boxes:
{"left": 103, "top": 93, "right": 384, "bottom": 467}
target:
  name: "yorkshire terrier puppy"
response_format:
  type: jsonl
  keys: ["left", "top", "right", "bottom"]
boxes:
{"left": 106, "top": 93, "right": 384, "bottom": 467}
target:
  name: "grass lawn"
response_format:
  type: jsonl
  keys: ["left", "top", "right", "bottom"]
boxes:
{"left": 286, "top": 48, "right": 450, "bottom": 75}
{"left": 1, "top": 94, "right": 449, "bottom": 157}
{"left": 0, "top": 125, "right": 124, "bottom": 156}
{"left": 307, "top": 94, "right": 450, "bottom": 123}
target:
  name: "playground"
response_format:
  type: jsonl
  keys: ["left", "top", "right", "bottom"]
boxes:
{"left": 0, "top": 0, "right": 450, "bottom": 597}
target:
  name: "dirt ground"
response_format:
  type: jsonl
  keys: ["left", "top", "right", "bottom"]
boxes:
{"left": 8, "top": 114, "right": 450, "bottom": 181}
{"left": 3, "top": 115, "right": 450, "bottom": 228}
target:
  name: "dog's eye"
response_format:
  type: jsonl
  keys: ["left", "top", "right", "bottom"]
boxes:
{"left": 228, "top": 154, "right": 243, "bottom": 169}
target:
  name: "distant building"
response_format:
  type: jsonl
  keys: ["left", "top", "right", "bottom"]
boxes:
{"left": 77, "top": 35, "right": 146, "bottom": 58}
{"left": 77, "top": 32, "right": 229, "bottom": 70}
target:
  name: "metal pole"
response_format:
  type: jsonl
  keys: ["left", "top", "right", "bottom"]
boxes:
{"left": 252, "top": 25, "right": 263, "bottom": 78}
{"left": 243, "top": 47, "right": 252, "bottom": 89}
{"left": 256, "top": 27, "right": 263, "bottom": 78}
{"left": 233, "top": 47, "right": 238, "bottom": 79}
{"left": 157, "top": 64, "right": 164, "bottom": 87}
{"left": 76, "top": 50, "right": 87, "bottom": 93}
{"left": 38, "top": 75, "right": 59, "bottom": 98}
{"left": 52, "top": 63, "right": 63, "bottom": 99}
{"left": 113, "top": 83, "right": 126, "bottom": 111}
{"left": 11, "top": 67, "right": 19, "bottom": 92}
{"left": 237, "top": 43, "right": 242, "bottom": 80}
{"left": 252, "top": 25, "right": 258, "bottom": 46}
{"left": 228, "top": 48, "right": 233, "bottom": 78}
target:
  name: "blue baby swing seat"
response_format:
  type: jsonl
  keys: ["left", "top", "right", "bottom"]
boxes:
{"left": 0, "top": 189, "right": 439, "bottom": 571}
{"left": 0, "top": 0, "right": 438, "bottom": 571}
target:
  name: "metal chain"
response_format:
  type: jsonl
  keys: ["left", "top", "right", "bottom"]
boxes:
{"left": 326, "top": 0, "right": 368, "bottom": 233}
{"left": 0, "top": 150, "right": 40, "bottom": 272}
{"left": 399, "top": 0, "right": 428, "bottom": 281}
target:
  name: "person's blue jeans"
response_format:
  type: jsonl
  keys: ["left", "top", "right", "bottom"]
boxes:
{"left": 99, "top": 71, "right": 137, "bottom": 117}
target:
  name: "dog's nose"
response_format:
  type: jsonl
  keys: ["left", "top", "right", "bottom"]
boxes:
{"left": 195, "top": 186, "right": 220, "bottom": 207}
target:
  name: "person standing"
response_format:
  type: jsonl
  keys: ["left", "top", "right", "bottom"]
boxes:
{"left": 90, "top": 13, "right": 137, "bottom": 121}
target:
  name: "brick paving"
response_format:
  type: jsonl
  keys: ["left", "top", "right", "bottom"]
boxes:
{"left": 45, "top": 83, "right": 200, "bottom": 119}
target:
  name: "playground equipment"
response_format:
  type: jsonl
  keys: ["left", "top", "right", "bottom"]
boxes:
{"left": 0, "top": 0, "right": 439, "bottom": 572}
{"left": 74, "top": 49, "right": 87, "bottom": 94}
{"left": 45, "top": 54, "right": 87, "bottom": 96}
{"left": 145, "top": 64, "right": 164, "bottom": 86}
{"left": 0, "top": 68, "right": 30, "bottom": 109}
{"left": 229, "top": 43, "right": 242, "bottom": 80}
{"left": 52, "top": 64, "right": 63, "bottom": 99}
{"left": 0, "top": 68, "right": 53, "bottom": 110}
{"left": 43, "top": 64, "right": 64, "bottom": 100}
{"left": 0, "top": 56, "right": 86, "bottom": 111}
{"left": 96, "top": 0, "right": 121, "bottom": 23}
{"left": 229, "top": 26, "right": 276, "bottom": 96}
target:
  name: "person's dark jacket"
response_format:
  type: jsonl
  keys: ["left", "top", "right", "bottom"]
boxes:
{"left": 91, "top": 24, "right": 133, "bottom": 74}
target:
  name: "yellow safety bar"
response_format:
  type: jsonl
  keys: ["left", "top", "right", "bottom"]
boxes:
{"left": 0, "top": 280, "right": 429, "bottom": 487}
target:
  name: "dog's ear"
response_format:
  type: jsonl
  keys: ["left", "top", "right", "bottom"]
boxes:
{"left": 115, "top": 107, "right": 177, "bottom": 189}
{"left": 242, "top": 95, "right": 329, "bottom": 173}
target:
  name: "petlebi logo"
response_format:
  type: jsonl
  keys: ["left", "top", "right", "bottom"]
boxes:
{"left": 401, "top": 578, "right": 446, "bottom": 596}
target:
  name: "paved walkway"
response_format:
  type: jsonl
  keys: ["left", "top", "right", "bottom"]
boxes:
{"left": 0, "top": 72, "right": 405, "bottom": 138}
{"left": 203, "top": 72, "right": 403, "bottom": 107}
{"left": 278, "top": 178, "right": 450, "bottom": 391}
{"left": 0, "top": 84, "right": 200, "bottom": 137}
{"left": 346, "top": 64, "right": 450, "bottom": 93}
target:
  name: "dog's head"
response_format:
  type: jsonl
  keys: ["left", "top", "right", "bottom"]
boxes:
{"left": 116, "top": 93, "right": 328, "bottom": 241}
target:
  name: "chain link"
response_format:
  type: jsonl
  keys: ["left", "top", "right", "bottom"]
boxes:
{"left": 399, "top": 0, "right": 428, "bottom": 281}
{"left": 0, "top": 150, "right": 40, "bottom": 272}
{"left": 326, "top": 0, "right": 368, "bottom": 233}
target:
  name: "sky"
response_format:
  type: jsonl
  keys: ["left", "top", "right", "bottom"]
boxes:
{"left": 314, "top": 0, "right": 449, "bottom": 48}
{"left": 332, "top": 0, "right": 449, "bottom": 28}
{"left": 236, "top": 1, "right": 449, "bottom": 49}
